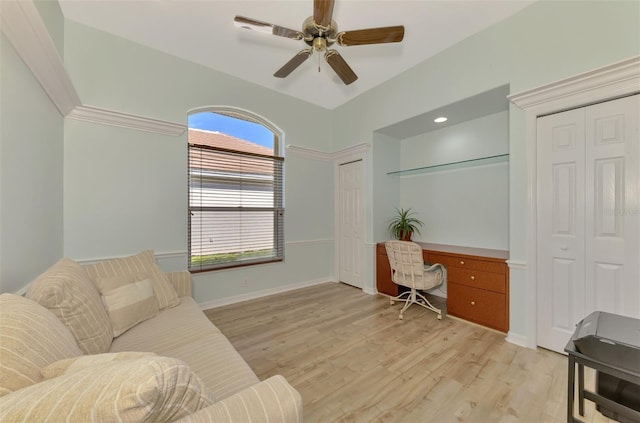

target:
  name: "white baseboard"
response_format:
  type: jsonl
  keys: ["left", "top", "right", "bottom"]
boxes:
{"left": 362, "top": 286, "right": 376, "bottom": 295}
{"left": 505, "top": 331, "right": 530, "bottom": 348}
{"left": 199, "top": 278, "right": 335, "bottom": 310}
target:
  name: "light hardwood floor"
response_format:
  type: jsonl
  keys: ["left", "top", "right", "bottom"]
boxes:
{"left": 204, "top": 282, "right": 615, "bottom": 423}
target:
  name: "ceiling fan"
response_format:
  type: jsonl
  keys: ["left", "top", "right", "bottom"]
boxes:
{"left": 234, "top": 0, "right": 405, "bottom": 85}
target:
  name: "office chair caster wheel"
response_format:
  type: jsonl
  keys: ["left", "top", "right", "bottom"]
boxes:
{"left": 437, "top": 314, "right": 442, "bottom": 320}
{"left": 399, "top": 314, "right": 403, "bottom": 320}
{"left": 390, "top": 299, "right": 395, "bottom": 305}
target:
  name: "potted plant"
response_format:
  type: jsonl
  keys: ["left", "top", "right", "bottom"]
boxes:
{"left": 387, "top": 208, "right": 424, "bottom": 241}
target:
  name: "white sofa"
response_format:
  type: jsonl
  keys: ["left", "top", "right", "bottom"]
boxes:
{"left": 0, "top": 251, "right": 302, "bottom": 422}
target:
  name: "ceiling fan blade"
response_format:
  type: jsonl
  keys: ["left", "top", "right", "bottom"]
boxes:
{"left": 274, "top": 49, "right": 313, "bottom": 78}
{"left": 337, "top": 25, "right": 405, "bottom": 46}
{"left": 324, "top": 50, "right": 357, "bottom": 85}
{"left": 234, "top": 16, "right": 303, "bottom": 40}
{"left": 313, "top": 0, "right": 335, "bottom": 28}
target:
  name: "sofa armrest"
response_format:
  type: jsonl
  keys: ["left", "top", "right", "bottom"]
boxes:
{"left": 174, "top": 375, "right": 302, "bottom": 423}
{"left": 166, "top": 271, "right": 193, "bottom": 298}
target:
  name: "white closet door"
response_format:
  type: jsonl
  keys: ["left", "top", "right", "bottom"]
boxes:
{"left": 338, "top": 160, "right": 364, "bottom": 288}
{"left": 537, "top": 108, "right": 587, "bottom": 352}
{"left": 537, "top": 94, "right": 639, "bottom": 353}
{"left": 584, "top": 95, "right": 639, "bottom": 319}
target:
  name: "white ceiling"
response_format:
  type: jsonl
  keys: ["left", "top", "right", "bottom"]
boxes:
{"left": 57, "top": 0, "right": 534, "bottom": 110}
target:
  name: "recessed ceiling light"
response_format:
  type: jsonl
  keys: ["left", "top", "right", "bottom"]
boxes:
{"left": 434, "top": 117, "right": 448, "bottom": 123}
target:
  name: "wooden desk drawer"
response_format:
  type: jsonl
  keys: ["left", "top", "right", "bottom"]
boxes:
{"left": 447, "top": 283, "right": 508, "bottom": 332}
{"left": 446, "top": 267, "right": 506, "bottom": 294}
{"left": 376, "top": 244, "right": 398, "bottom": 297}
{"left": 428, "top": 253, "right": 505, "bottom": 274}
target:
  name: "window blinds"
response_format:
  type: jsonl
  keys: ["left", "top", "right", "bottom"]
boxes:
{"left": 188, "top": 143, "right": 284, "bottom": 271}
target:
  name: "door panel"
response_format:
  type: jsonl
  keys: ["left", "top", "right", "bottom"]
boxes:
{"left": 339, "top": 160, "right": 363, "bottom": 288}
{"left": 585, "top": 95, "right": 639, "bottom": 319}
{"left": 537, "top": 94, "right": 639, "bottom": 353}
{"left": 537, "top": 108, "right": 586, "bottom": 352}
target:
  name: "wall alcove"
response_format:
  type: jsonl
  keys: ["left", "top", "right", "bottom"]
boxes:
{"left": 373, "top": 85, "right": 511, "bottom": 255}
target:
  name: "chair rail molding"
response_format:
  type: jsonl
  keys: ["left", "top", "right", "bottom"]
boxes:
{"left": 285, "top": 239, "right": 333, "bottom": 247}
{"left": 1, "top": 0, "right": 187, "bottom": 137}
{"left": 74, "top": 251, "right": 187, "bottom": 266}
{"left": 509, "top": 55, "right": 640, "bottom": 350}
{"left": 505, "top": 260, "right": 526, "bottom": 271}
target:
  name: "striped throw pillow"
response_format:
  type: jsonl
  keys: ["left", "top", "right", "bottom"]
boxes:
{"left": 0, "top": 294, "right": 83, "bottom": 397}
{"left": 26, "top": 258, "right": 113, "bottom": 354}
{"left": 0, "top": 356, "right": 215, "bottom": 422}
{"left": 96, "top": 275, "right": 160, "bottom": 337}
{"left": 84, "top": 250, "right": 179, "bottom": 310}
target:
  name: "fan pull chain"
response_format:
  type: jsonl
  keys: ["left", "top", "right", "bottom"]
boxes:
{"left": 318, "top": 53, "right": 321, "bottom": 73}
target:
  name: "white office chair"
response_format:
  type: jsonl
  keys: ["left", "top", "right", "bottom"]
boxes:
{"left": 385, "top": 240, "right": 444, "bottom": 320}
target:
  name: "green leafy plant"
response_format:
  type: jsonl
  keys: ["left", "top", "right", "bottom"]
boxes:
{"left": 387, "top": 207, "right": 424, "bottom": 241}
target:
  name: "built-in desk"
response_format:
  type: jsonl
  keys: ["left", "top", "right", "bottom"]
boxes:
{"left": 376, "top": 242, "right": 510, "bottom": 332}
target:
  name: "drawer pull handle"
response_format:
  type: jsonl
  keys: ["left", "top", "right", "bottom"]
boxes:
{"left": 460, "top": 260, "right": 465, "bottom": 265}
{"left": 470, "top": 275, "right": 475, "bottom": 281}
{"left": 471, "top": 301, "right": 476, "bottom": 306}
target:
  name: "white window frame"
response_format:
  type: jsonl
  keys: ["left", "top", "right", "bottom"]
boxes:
{"left": 187, "top": 106, "right": 285, "bottom": 272}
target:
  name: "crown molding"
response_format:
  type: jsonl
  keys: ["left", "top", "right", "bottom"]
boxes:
{"left": 286, "top": 143, "right": 370, "bottom": 162}
{"left": 67, "top": 105, "right": 187, "bottom": 136}
{"left": 0, "top": 0, "right": 81, "bottom": 115}
{"left": 508, "top": 56, "right": 640, "bottom": 111}
{"left": 1, "top": 0, "right": 186, "bottom": 137}
{"left": 332, "top": 142, "right": 371, "bottom": 162}
{"left": 286, "top": 145, "right": 333, "bottom": 161}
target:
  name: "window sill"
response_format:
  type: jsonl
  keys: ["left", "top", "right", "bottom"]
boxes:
{"left": 189, "top": 257, "right": 283, "bottom": 273}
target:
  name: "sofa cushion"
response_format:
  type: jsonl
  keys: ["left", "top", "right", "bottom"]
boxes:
{"left": 109, "top": 296, "right": 259, "bottom": 400}
{"left": 84, "top": 250, "right": 179, "bottom": 310}
{"left": 96, "top": 275, "right": 159, "bottom": 337}
{"left": 0, "top": 356, "right": 215, "bottom": 423}
{"left": 42, "top": 351, "right": 156, "bottom": 379}
{"left": 0, "top": 294, "right": 83, "bottom": 397}
{"left": 26, "top": 258, "right": 113, "bottom": 354}
{"left": 157, "top": 332, "right": 260, "bottom": 400}
{"left": 110, "top": 296, "right": 221, "bottom": 353}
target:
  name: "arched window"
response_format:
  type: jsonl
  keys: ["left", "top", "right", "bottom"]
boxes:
{"left": 187, "top": 107, "right": 284, "bottom": 271}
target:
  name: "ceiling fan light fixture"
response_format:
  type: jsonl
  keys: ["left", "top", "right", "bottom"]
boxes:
{"left": 313, "top": 37, "right": 327, "bottom": 52}
{"left": 234, "top": 0, "right": 404, "bottom": 85}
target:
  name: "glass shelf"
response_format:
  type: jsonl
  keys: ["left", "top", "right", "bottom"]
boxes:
{"left": 387, "top": 153, "right": 509, "bottom": 176}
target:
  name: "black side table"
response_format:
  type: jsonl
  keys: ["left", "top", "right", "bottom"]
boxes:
{"left": 565, "top": 327, "right": 640, "bottom": 423}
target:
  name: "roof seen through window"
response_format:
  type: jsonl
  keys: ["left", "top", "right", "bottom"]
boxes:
{"left": 188, "top": 111, "right": 274, "bottom": 155}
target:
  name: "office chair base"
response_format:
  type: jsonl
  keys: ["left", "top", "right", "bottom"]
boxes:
{"left": 391, "top": 289, "right": 442, "bottom": 320}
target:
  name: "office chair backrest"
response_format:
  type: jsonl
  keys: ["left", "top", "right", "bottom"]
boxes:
{"left": 385, "top": 241, "right": 425, "bottom": 288}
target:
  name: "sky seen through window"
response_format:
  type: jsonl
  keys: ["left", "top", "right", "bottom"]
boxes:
{"left": 188, "top": 112, "right": 274, "bottom": 151}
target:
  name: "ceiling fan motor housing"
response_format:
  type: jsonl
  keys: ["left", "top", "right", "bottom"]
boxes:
{"left": 303, "top": 16, "right": 338, "bottom": 51}
{"left": 233, "top": 0, "right": 404, "bottom": 85}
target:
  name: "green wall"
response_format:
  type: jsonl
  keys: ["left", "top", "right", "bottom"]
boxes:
{"left": 2, "top": 0, "right": 638, "bottom": 342}
{"left": 61, "top": 21, "right": 336, "bottom": 303}
{"left": 332, "top": 0, "right": 640, "bottom": 339}
{"left": 0, "top": 34, "right": 64, "bottom": 293}
{"left": 399, "top": 111, "right": 509, "bottom": 251}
